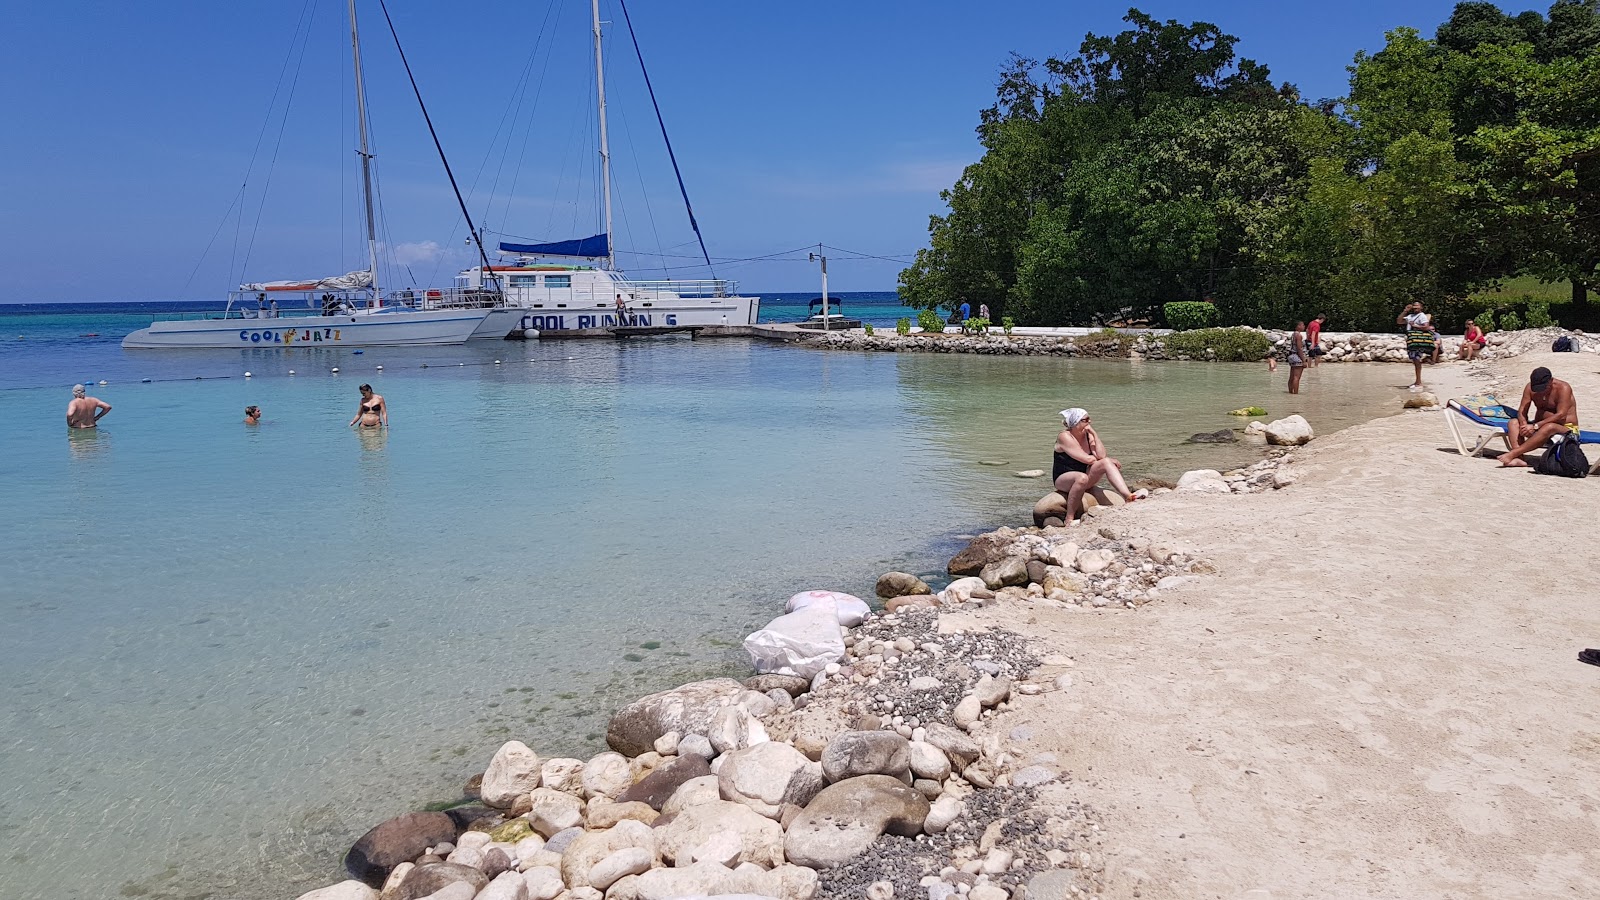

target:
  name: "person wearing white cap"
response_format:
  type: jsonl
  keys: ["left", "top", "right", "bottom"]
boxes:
{"left": 66, "top": 384, "right": 113, "bottom": 429}
{"left": 1053, "top": 407, "right": 1138, "bottom": 521}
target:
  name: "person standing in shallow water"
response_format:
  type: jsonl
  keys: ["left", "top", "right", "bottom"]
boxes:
{"left": 1287, "top": 322, "right": 1308, "bottom": 394}
{"left": 66, "top": 384, "right": 111, "bottom": 428}
{"left": 349, "top": 384, "right": 387, "bottom": 428}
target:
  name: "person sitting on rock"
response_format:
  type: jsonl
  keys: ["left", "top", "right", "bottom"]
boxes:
{"left": 1499, "top": 366, "right": 1579, "bottom": 468}
{"left": 1053, "top": 408, "right": 1138, "bottom": 520}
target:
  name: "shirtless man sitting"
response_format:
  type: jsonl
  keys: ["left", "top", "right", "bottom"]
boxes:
{"left": 1499, "top": 366, "right": 1578, "bottom": 468}
{"left": 66, "top": 384, "right": 112, "bottom": 428}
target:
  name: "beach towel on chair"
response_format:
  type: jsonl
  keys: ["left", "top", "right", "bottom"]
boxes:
{"left": 1456, "top": 394, "right": 1518, "bottom": 422}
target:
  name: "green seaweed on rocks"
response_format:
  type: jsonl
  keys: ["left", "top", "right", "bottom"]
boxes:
{"left": 1228, "top": 406, "right": 1268, "bottom": 416}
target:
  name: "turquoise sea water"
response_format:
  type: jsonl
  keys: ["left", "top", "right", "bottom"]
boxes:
{"left": 0, "top": 302, "right": 1416, "bottom": 899}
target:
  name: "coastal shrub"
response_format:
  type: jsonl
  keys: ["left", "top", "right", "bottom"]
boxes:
{"left": 1163, "top": 301, "right": 1218, "bottom": 331}
{"left": 1001, "top": 316, "right": 1015, "bottom": 335}
{"left": 1073, "top": 328, "right": 1135, "bottom": 357}
{"left": 896, "top": 317, "right": 911, "bottom": 336}
{"left": 917, "top": 310, "right": 946, "bottom": 334}
{"left": 1160, "top": 327, "right": 1271, "bottom": 362}
{"left": 863, "top": 323, "right": 875, "bottom": 336}
{"left": 964, "top": 317, "right": 990, "bottom": 334}
{"left": 1525, "top": 301, "right": 1554, "bottom": 329}
{"left": 1474, "top": 309, "right": 1496, "bottom": 332}
{"left": 1500, "top": 310, "right": 1522, "bottom": 331}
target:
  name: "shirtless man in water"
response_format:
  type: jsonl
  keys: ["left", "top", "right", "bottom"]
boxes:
{"left": 1500, "top": 366, "right": 1579, "bottom": 468}
{"left": 66, "top": 384, "right": 112, "bottom": 428}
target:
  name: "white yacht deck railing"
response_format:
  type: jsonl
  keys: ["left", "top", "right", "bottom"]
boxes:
{"left": 621, "top": 279, "right": 739, "bottom": 298}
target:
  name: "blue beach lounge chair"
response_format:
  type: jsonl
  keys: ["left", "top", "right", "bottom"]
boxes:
{"left": 1445, "top": 394, "right": 1600, "bottom": 467}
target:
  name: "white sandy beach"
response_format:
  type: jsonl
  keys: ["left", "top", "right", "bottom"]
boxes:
{"left": 982, "top": 351, "right": 1600, "bottom": 898}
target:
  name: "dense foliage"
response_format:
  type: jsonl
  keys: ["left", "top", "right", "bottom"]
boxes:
{"left": 1159, "top": 327, "right": 1273, "bottom": 361}
{"left": 900, "top": 3, "right": 1600, "bottom": 331}
{"left": 1163, "top": 301, "right": 1220, "bottom": 330}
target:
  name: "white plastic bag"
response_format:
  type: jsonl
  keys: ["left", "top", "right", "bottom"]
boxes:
{"left": 744, "top": 601, "right": 846, "bottom": 679}
{"left": 785, "top": 590, "right": 870, "bottom": 627}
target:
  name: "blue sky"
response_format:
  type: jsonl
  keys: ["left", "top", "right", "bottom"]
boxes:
{"left": 1, "top": 0, "right": 1470, "bottom": 301}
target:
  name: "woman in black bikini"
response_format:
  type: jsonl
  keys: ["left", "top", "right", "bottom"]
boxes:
{"left": 1053, "top": 407, "right": 1137, "bottom": 521}
{"left": 349, "top": 384, "right": 387, "bottom": 428}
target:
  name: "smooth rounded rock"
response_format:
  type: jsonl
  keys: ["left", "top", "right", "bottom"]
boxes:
{"left": 539, "top": 758, "right": 585, "bottom": 795}
{"left": 634, "top": 861, "right": 734, "bottom": 900}
{"left": 783, "top": 775, "right": 930, "bottom": 869}
{"left": 295, "top": 881, "right": 377, "bottom": 900}
{"left": 662, "top": 774, "right": 723, "bottom": 816}
{"left": 952, "top": 696, "right": 982, "bottom": 730}
{"left": 908, "top": 741, "right": 951, "bottom": 781}
{"left": 1073, "top": 549, "right": 1115, "bottom": 574}
{"left": 745, "top": 674, "right": 812, "bottom": 697}
{"left": 525, "top": 788, "right": 585, "bottom": 838}
{"left": 654, "top": 799, "right": 786, "bottom": 868}
{"left": 393, "top": 863, "right": 489, "bottom": 900}
{"left": 617, "top": 753, "right": 711, "bottom": 811}
{"left": 718, "top": 741, "right": 826, "bottom": 818}
{"left": 587, "top": 847, "right": 652, "bottom": 892}
{"left": 677, "top": 733, "right": 715, "bottom": 760}
{"left": 520, "top": 868, "right": 563, "bottom": 900}
{"left": 481, "top": 741, "right": 542, "bottom": 809}
{"left": 344, "top": 811, "right": 459, "bottom": 887}
{"left": 580, "top": 751, "right": 633, "bottom": 800}
{"left": 558, "top": 820, "right": 656, "bottom": 889}
{"left": 972, "top": 675, "right": 1011, "bottom": 709}
{"left": 475, "top": 870, "right": 530, "bottom": 900}
{"left": 820, "top": 730, "right": 912, "bottom": 783}
{"left": 876, "top": 571, "right": 932, "bottom": 599}
{"left": 606, "top": 678, "right": 747, "bottom": 757}
{"left": 924, "top": 795, "right": 963, "bottom": 834}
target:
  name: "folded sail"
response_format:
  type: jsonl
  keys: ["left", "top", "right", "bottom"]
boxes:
{"left": 241, "top": 270, "right": 374, "bottom": 292}
{"left": 498, "top": 234, "right": 609, "bottom": 259}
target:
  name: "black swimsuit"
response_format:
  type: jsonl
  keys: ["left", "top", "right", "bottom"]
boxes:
{"left": 1053, "top": 450, "right": 1089, "bottom": 480}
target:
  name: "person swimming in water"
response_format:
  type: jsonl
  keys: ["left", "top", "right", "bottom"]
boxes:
{"left": 1053, "top": 407, "right": 1138, "bottom": 521}
{"left": 244, "top": 405, "right": 261, "bottom": 425}
{"left": 348, "top": 384, "right": 387, "bottom": 428}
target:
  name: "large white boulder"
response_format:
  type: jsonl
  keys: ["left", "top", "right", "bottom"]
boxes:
{"left": 294, "top": 882, "right": 377, "bottom": 900}
{"left": 1176, "top": 469, "right": 1229, "bottom": 494}
{"left": 1264, "top": 414, "right": 1314, "bottom": 445}
{"left": 743, "top": 602, "right": 846, "bottom": 679}
{"left": 717, "top": 741, "right": 826, "bottom": 818}
{"left": 481, "top": 741, "right": 542, "bottom": 808}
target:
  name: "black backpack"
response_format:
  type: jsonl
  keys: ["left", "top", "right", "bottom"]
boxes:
{"left": 1552, "top": 335, "right": 1578, "bottom": 352}
{"left": 1535, "top": 434, "right": 1590, "bottom": 478}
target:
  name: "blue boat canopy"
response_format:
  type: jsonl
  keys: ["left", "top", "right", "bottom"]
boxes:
{"left": 498, "top": 234, "right": 610, "bottom": 258}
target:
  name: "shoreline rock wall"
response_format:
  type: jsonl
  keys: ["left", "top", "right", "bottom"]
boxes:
{"left": 806, "top": 326, "right": 1590, "bottom": 362}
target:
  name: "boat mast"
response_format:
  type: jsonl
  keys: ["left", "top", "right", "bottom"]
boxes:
{"left": 349, "top": 0, "right": 382, "bottom": 303}
{"left": 592, "top": 0, "right": 614, "bottom": 270}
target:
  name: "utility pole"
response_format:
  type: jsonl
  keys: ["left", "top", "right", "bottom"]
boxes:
{"left": 809, "top": 247, "right": 829, "bottom": 332}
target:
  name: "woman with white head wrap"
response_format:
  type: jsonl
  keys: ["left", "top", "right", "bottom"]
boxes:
{"left": 1052, "top": 406, "right": 1139, "bottom": 521}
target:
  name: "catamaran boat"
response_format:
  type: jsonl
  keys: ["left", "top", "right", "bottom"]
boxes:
{"left": 122, "top": 275, "right": 505, "bottom": 349}
{"left": 450, "top": 0, "right": 758, "bottom": 337}
{"left": 455, "top": 259, "right": 757, "bottom": 334}
{"left": 125, "top": 0, "right": 511, "bottom": 350}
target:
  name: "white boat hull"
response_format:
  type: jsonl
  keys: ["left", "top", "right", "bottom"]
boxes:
{"left": 511, "top": 295, "right": 759, "bottom": 334}
{"left": 122, "top": 309, "right": 494, "bottom": 348}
